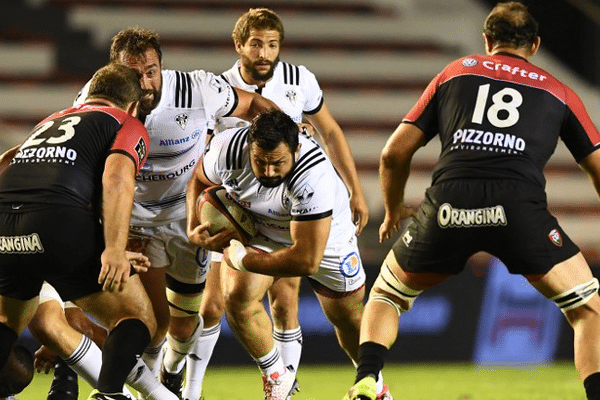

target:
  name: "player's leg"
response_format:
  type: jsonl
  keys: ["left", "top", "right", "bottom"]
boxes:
{"left": 0, "top": 294, "right": 38, "bottom": 369}
{"left": 526, "top": 252, "right": 600, "bottom": 400}
{"left": 128, "top": 233, "right": 171, "bottom": 377}
{"left": 343, "top": 251, "right": 449, "bottom": 400}
{"left": 73, "top": 274, "right": 156, "bottom": 396}
{"left": 161, "top": 277, "right": 204, "bottom": 399}
{"left": 221, "top": 255, "right": 295, "bottom": 398}
{"left": 28, "top": 293, "right": 83, "bottom": 400}
{"left": 187, "top": 258, "right": 225, "bottom": 399}
{"left": 268, "top": 276, "right": 303, "bottom": 381}
{"left": 157, "top": 228, "right": 210, "bottom": 399}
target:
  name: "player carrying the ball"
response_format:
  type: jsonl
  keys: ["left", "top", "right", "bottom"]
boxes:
{"left": 186, "top": 109, "right": 389, "bottom": 400}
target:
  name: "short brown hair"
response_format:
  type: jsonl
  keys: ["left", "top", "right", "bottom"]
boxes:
{"left": 110, "top": 26, "right": 162, "bottom": 64}
{"left": 87, "top": 63, "right": 142, "bottom": 109}
{"left": 232, "top": 8, "right": 284, "bottom": 46}
{"left": 484, "top": 2, "right": 538, "bottom": 49}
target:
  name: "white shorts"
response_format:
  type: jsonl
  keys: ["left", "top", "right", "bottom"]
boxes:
{"left": 39, "top": 282, "right": 77, "bottom": 309}
{"left": 248, "top": 235, "right": 366, "bottom": 293}
{"left": 128, "top": 219, "right": 210, "bottom": 285}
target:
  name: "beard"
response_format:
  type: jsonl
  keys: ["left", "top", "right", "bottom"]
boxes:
{"left": 257, "top": 176, "right": 285, "bottom": 188}
{"left": 241, "top": 55, "right": 279, "bottom": 83}
{"left": 139, "top": 88, "right": 161, "bottom": 117}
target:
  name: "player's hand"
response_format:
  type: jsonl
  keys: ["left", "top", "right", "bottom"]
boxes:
{"left": 298, "top": 123, "right": 316, "bottom": 137}
{"left": 379, "top": 206, "right": 415, "bottom": 243}
{"left": 34, "top": 345, "right": 57, "bottom": 374}
{"left": 223, "top": 239, "right": 248, "bottom": 271}
{"left": 99, "top": 247, "right": 131, "bottom": 292}
{"left": 350, "top": 193, "right": 369, "bottom": 236}
{"left": 188, "top": 221, "right": 237, "bottom": 252}
{"left": 125, "top": 251, "right": 151, "bottom": 273}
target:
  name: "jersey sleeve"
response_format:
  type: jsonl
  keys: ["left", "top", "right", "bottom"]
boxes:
{"left": 192, "top": 71, "right": 238, "bottom": 130}
{"left": 560, "top": 86, "right": 600, "bottom": 162}
{"left": 288, "top": 143, "right": 334, "bottom": 220}
{"left": 201, "top": 129, "right": 231, "bottom": 185}
{"left": 402, "top": 72, "right": 443, "bottom": 142}
{"left": 300, "top": 66, "right": 324, "bottom": 115}
{"left": 110, "top": 117, "right": 150, "bottom": 172}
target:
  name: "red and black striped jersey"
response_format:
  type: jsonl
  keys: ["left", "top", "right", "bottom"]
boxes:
{"left": 404, "top": 53, "right": 600, "bottom": 188}
{"left": 0, "top": 103, "right": 149, "bottom": 210}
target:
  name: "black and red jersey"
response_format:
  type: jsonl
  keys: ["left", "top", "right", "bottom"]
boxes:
{"left": 404, "top": 53, "right": 600, "bottom": 188}
{"left": 0, "top": 103, "right": 149, "bottom": 210}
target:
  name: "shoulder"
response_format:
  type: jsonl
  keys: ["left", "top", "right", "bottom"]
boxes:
{"left": 275, "top": 61, "right": 318, "bottom": 86}
{"left": 287, "top": 135, "right": 329, "bottom": 189}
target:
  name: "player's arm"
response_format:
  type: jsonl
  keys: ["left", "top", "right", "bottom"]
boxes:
{"left": 306, "top": 101, "right": 369, "bottom": 235}
{"left": 99, "top": 152, "right": 137, "bottom": 292}
{"left": 379, "top": 122, "right": 426, "bottom": 243}
{"left": 229, "top": 87, "right": 278, "bottom": 120}
{"left": 186, "top": 157, "right": 236, "bottom": 251}
{"left": 225, "top": 216, "right": 331, "bottom": 277}
{"left": 579, "top": 148, "right": 600, "bottom": 199}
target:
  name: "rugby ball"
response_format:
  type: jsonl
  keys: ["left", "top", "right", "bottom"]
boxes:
{"left": 196, "top": 186, "right": 256, "bottom": 244}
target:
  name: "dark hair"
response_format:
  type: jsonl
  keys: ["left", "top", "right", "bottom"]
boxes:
{"left": 0, "top": 345, "right": 34, "bottom": 397}
{"left": 87, "top": 63, "right": 142, "bottom": 109}
{"left": 248, "top": 110, "right": 299, "bottom": 153}
{"left": 232, "top": 8, "right": 285, "bottom": 46}
{"left": 110, "top": 26, "right": 162, "bottom": 64}
{"left": 484, "top": 2, "right": 538, "bottom": 49}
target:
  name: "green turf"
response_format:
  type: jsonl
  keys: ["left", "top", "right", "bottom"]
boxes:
{"left": 18, "top": 362, "right": 585, "bottom": 400}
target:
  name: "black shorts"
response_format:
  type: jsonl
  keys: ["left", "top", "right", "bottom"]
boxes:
{"left": 392, "top": 179, "right": 579, "bottom": 276}
{"left": 0, "top": 204, "right": 105, "bottom": 301}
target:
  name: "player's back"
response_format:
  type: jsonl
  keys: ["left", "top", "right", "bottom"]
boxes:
{"left": 0, "top": 104, "right": 143, "bottom": 210}
{"left": 407, "top": 53, "right": 600, "bottom": 189}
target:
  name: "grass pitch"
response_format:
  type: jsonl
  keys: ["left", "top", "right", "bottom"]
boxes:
{"left": 19, "top": 362, "right": 585, "bottom": 400}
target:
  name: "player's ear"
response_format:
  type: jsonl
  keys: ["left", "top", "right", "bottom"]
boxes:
{"left": 529, "top": 36, "right": 541, "bottom": 57}
{"left": 483, "top": 33, "right": 493, "bottom": 55}
{"left": 234, "top": 40, "right": 243, "bottom": 55}
{"left": 126, "top": 101, "right": 140, "bottom": 118}
{"left": 294, "top": 144, "right": 301, "bottom": 161}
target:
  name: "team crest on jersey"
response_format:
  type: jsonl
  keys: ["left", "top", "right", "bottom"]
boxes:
{"left": 282, "top": 191, "right": 291, "bottom": 210}
{"left": 339, "top": 252, "right": 361, "bottom": 278}
{"left": 462, "top": 58, "right": 478, "bottom": 67}
{"left": 134, "top": 138, "right": 147, "bottom": 165}
{"left": 548, "top": 228, "right": 563, "bottom": 247}
{"left": 285, "top": 90, "right": 297, "bottom": 106}
{"left": 175, "top": 113, "right": 188, "bottom": 130}
{"left": 297, "top": 184, "right": 314, "bottom": 205}
{"left": 210, "top": 78, "right": 223, "bottom": 93}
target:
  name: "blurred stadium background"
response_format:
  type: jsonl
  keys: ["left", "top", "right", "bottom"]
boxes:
{"left": 2, "top": 0, "right": 600, "bottom": 372}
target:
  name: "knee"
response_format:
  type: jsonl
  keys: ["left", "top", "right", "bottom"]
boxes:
{"left": 28, "top": 304, "right": 66, "bottom": 347}
{"left": 168, "top": 315, "right": 201, "bottom": 341}
{"left": 201, "top": 296, "right": 225, "bottom": 327}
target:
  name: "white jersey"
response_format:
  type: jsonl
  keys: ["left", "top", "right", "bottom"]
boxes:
{"left": 216, "top": 60, "right": 323, "bottom": 131}
{"left": 76, "top": 69, "right": 237, "bottom": 226}
{"left": 202, "top": 128, "right": 355, "bottom": 255}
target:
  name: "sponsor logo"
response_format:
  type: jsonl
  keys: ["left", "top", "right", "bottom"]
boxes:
{"left": 451, "top": 128, "right": 525, "bottom": 154}
{"left": 0, "top": 233, "right": 44, "bottom": 254}
{"left": 135, "top": 137, "right": 147, "bottom": 165}
{"left": 548, "top": 228, "right": 563, "bottom": 247}
{"left": 297, "top": 184, "right": 314, "bottom": 205}
{"left": 158, "top": 136, "right": 191, "bottom": 146}
{"left": 175, "top": 113, "right": 188, "bottom": 130}
{"left": 339, "top": 252, "right": 361, "bottom": 278}
{"left": 12, "top": 146, "right": 77, "bottom": 165}
{"left": 462, "top": 58, "right": 478, "bottom": 67}
{"left": 136, "top": 159, "right": 195, "bottom": 181}
{"left": 402, "top": 230, "right": 413, "bottom": 246}
{"left": 437, "top": 203, "right": 507, "bottom": 228}
{"left": 268, "top": 209, "right": 289, "bottom": 217}
{"left": 482, "top": 61, "right": 547, "bottom": 81}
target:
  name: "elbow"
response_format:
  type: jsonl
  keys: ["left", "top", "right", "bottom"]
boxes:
{"left": 297, "top": 257, "right": 320, "bottom": 276}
